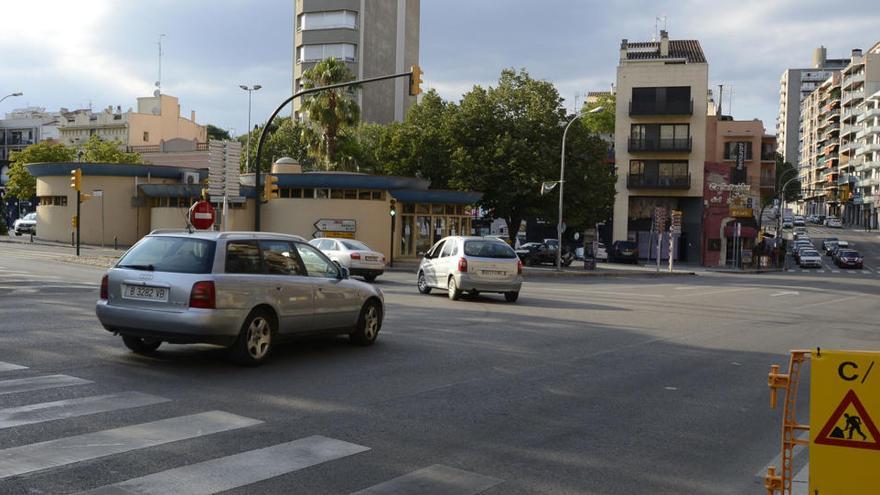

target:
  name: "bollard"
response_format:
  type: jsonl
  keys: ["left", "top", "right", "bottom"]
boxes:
{"left": 114, "top": 236, "right": 118, "bottom": 250}
{"left": 71, "top": 232, "right": 75, "bottom": 247}
{"left": 29, "top": 232, "right": 34, "bottom": 243}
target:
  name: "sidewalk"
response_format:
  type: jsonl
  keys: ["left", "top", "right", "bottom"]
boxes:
{"left": 386, "top": 260, "right": 696, "bottom": 278}
{"left": 1, "top": 233, "right": 125, "bottom": 257}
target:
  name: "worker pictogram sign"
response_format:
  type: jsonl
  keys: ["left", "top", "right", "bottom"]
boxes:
{"left": 814, "top": 390, "right": 880, "bottom": 450}
{"left": 810, "top": 350, "right": 880, "bottom": 493}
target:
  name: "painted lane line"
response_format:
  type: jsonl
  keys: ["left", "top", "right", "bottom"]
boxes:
{"left": 770, "top": 291, "right": 800, "bottom": 297}
{"left": 0, "top": 362, "right": 27, "bottom": 372}
{"left": 79, "top": 435, "right": 369, "bottom": 495}
{"left": 0, "top": 374, "right": 91, "bottom": 396}
{"left": 350, "top": 465, "right": 503, "bottom": 495}
{"left": 0, "top": 392, "right": 170, "bottom": 430}
{"left": 0, "top": 411, "right": 262, "bottom": 480}
{"left": 791, "top": 462, "right": 809, "bottom": 495}
{"left": 755, "top": 431, "right": 809, "bottom": 479}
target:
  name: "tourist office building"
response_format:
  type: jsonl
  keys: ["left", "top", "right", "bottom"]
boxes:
{"left": 27, "top": 160, "right": 481, "bottom": 261}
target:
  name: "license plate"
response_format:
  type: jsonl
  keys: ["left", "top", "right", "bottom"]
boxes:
{"left": 482, "top": 270, "right": 507, "bottom": 276}
{"left": 122, "top": 285, "right": 169, "bottom": 302}
{"left": 365, "top": 256, "right": 379, "bottom": 261}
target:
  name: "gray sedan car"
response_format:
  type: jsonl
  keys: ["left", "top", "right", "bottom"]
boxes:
{"left": 95, "top": 230, "right": 384, "bottom": 365}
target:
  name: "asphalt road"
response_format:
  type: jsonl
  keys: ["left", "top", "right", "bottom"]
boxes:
{"left": 0, "top": 240, "right": 878, "bottom": 494}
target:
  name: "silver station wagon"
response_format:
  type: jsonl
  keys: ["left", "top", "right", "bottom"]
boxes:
{"left": 95, "top": 230, "right": 384, "bottom": 365}
{"left": 417, "top": 236, "right": 523, "bottom": 302}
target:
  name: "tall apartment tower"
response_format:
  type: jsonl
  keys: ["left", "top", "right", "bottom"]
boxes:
{"left": 613, "top": 31, "right": 708, "bottom": 262}
{"left": 845, "top": 42, "right": 880, "bottom": 228}
{"left": 293, "top": 0, "right": 420, "bottom": 124}
{"left": 798, "top": 72, "right": 841, "bottom": 217}
{"left": 776, "top": 46, "right": 849, "bottom": 165}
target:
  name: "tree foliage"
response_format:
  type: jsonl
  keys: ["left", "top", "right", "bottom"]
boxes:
{"left": 775, "top": 153, "right": 800, "bottom": 202}
{"left": 300, "top": 57, "right": 360, "bottom": 170}
{"left": 240, "top": 117, "right": 312, "bottom": 172}
{"left": 79, "top": 135, "right": 143, "bottom": 164}
{"left": 581, "top": 92, "right": 616, "bottom": 135}
{"left": 206, "top": 124, "right": 231, "bottom": 141}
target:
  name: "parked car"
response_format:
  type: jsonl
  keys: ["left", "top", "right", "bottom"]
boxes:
{"left": 95, "top": 230, "right": 385, "bottom": 365}
{"left": 575, "top": 241, "right": 608, "bottom": 262}
{"left": 13, "top": 212, "right": 36, "bottom": 236}
{"left": 516, "top": 240, "right": 573, "bottom": 266}
{"left": 793, "top": 216, "right": 805, "bottom": 227}
{"left": 610, "top": 241, "right": 639, "bottom": 264}
{"left": 782, "top": 217, "right": 794, "bottom": 229}
{"left": 798, "top": 249, "right": 823, "bottom": 268}
{"left": 308, "top": 238, "right": 385, "bottom": 282}
{"left": 822, "top": 237, "right": 839, "bottom": 253}
{"left": 835, "top": 250, "right": 864, "bottom": 269}
{"left": 418, "top": 236, "right": 523, "bottom": 302}
{"left": 827, "top": 240, "right": 849, "bottom": 257}
{"left": 826, "top": 217, "right": 842, "bottom": 228}
{"left": 795, "top": 245, "right": 816, "bottom": 263}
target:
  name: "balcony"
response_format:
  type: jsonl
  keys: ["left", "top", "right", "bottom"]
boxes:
{"left": 760, "top": 175, "right": 775, "bottom": 188}
{"left": 629, "top": 100, "right": 693, "bottom": 116}
{"left": 842, "top": 72, "right": 866, "bottom": 90}
{"left": 627, "top": 137, "right": 692, "bottom": 153}
{"left": 627, "top": 174, "right": 691, "bottom": 189}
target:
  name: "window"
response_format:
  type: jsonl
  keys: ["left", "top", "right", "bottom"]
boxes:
{"left": 659, "top": 162, "right": 688, "bottom": 177}
{"left": 299, "top": 10, "right": 358, "bottom": 31}
{"left": 440, "top": 241, "right": 455, "bottom": 258}
{"left": 225, "top": 241, "right": 263, "bottom": 274}
{"left": 630, "top": 161, "right": 645, "bottom": 175}
{"left": 427, "top": 240, "right": 445, "bottom": 259}
{"left": 38, "top": 196, "right": 68, "bottom": 207}
{"left": 143, "top": 131, "right": 149, "bottom": 142}
{"left": 724, "top": 141, "right": 754, "bottom": 160}
{"left": 371, "top": 191, "right": 384, "bottom": 200}
{"left": 330, "top": 189, "right": 344, "bottom": 199}
{"left": 294, "top": 243, "right": 339, "bottom": 278}
{"left": 118, "top": 237, "right": 216, "bottom": 274}
{"left": 344, "top": 189, "right": 357, "bottom": 199}
{"left": 463, "top": 240, "right": 517, "bottom": 259}
{"left": 302, "top": 188, "right": 314, "bottom": 198}
{"left": 318, "top": 239, "right": 337, "bottom": 251}
{"left": 341, "top": 240, "right": 370, "bottom": 251}
{"left": 298, "top": 43, "right": 357, "bottom": 63}
{"left": 260, "top": 241, "right": 305, "bottom": 276}
{"left": 315, "top": 188, "right": 329, "bottom": 199}
{"left": 358, "top": 190, "right": 372, "bottom": 200}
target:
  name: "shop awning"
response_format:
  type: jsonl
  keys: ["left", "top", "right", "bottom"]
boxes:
{"left": 724, "top": 225, "right": 757, "bottom": 238}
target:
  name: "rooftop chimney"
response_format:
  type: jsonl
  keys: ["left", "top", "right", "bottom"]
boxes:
{"left": 620, "top": 39, "right": 628, "bottom": 61}
{"left": 659, "top": 30, "right": 669, "bottom": 57}
{"left": 812, "top": 46, "right": 827, "bottom": 69}
{"left": 852, "top": 48, "right": 863, "bottom": 58}
{"left": 191, "top": 110, "right": 196, "bottom": 122}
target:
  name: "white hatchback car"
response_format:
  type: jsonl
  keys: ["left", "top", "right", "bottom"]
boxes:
{"left": 309, "top": 238, "right": 385, "bottom": 282}
{"left": 417, "top": 236, "right": 523, "bottom": 302}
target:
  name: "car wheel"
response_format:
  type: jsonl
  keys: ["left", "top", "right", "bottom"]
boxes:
{"left": 121, "top": 335, "right": 161, "bottom": 354}
{"left": 504, "top": 291, "right": 519, "bottom": 303}
{"left": 230, "top": 309, "right": 274, "bottom": 366}
{"left": 417, "top": 271, "right": 431, "bottom": 294}
{"left": 447, "top": 277, "right": 462, "bottom": 301}
{"left": 350, "top": 300, "right": 382, "bottom": 346}
{"left": 363, "top": 274, "right": 377, "bottom": 283}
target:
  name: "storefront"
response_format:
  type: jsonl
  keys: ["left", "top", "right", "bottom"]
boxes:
{"left": 702, "top": 162, "right": 761, "bottom": 267}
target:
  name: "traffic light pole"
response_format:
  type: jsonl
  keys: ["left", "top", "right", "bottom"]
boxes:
{"left": 75, "top": 190, "right": 81, "bottom": 257}
{"left": 253, "top": 68, "right": 420, "bottom": 231}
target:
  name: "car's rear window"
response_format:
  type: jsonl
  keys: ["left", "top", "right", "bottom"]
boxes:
{"left": 341, "top": 240, "right": 370, "bottom": 251}
{"left": 839, "top": 250, "right": 859, "bottom": 257}
{"left": 617, "top": 242, "right": 637, "bottom": 249}
{"left": 463, "top": 240, "right": 517, "bottom": 259}
{"left": 117, "top": 237, "right": 215, "bottom": 274}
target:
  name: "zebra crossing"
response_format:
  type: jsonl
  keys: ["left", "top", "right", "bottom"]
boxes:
{"left": 755, "top": 431, "right": 810, "bottom": 494}
{"left": 0, "top": 362, "right": 503, "bottom": 494}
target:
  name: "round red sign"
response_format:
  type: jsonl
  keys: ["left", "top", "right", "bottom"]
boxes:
{"left": 189, "top": 201, "right": 216, "bottom": 230}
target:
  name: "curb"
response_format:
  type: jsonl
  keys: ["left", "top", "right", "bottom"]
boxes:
{"left": 385, "top": 265, "right": 696, "bottom": 278}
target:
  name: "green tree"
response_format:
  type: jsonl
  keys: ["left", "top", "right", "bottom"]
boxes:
{"left": 0, "top": 195, "right": 8, "bottom": 234}
{"left": 240, "top": 117, "right": 312, "bottom": 172}
{"left": 5, "top": 142, "right": 76, "bottom": 199}
{"left": 558, "top": 122, "right": 617, "bottom": 235}
{"left": 206, "top": 124, "right": 231, "bottom": 141}
{"left": 300, "top": 57, "right": 360, "bottom": 169}
{"left": 581, "top": 92, "right": 616, "bottom": 135}
{"left": 79, "top": 135, "right": 143, "bottom": 164}
{"left": 775, "top": 153, "right": 800, "bottom": 202}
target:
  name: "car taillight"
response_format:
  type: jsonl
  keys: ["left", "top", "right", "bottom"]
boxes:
{"left": 350, "top": 253, "right": 361, "bottom": 260}
{"left": 458, "top": 257, "right": 468, "bottom": 273}
{"left": 517, "top": 259, "right": 523, "bottom": 275}
{"left": 189, "top": 281, "right": 215, "bottom": 309}
{"left": 100, "top": 275, "right": 108, "bottom": 300}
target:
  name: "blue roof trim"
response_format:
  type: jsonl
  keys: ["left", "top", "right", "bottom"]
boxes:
{"left": 26, "top": 162, "right": 207, "bottom": 180}
{"left": 244, "top": 173, "right": 428, "bottom": 190}
{"left": 390, "top": 189, "right": 482, "bottom": 204}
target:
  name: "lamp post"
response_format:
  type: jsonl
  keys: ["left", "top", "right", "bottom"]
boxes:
{"left": 0, "top": 92, "right": 23, "bottom": 104}
{"left": 556, "top": 106, "right": 604, "bottom": 271}
{"left": 239, "top": 85, "right": 261, "bottom": 172}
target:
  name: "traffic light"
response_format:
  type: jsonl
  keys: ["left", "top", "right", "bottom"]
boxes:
{"left": 70, "top": 168, "right": 82, "bottom": 191}
{"left": 263, "top": 174, "right": 279, "bottom": 200}
{"left": 409, "top": 65, "right": 423, "bottom": 96}
{"left": 71, "top": 215, "right": 78, "bottom": 228}
{"left": 389, "top": 200, "right": 397, "bottom": 217}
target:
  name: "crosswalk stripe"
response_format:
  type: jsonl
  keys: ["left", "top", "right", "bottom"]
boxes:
{"left": 0, "top": 391, "right": 170, "bottom": 430}
{"left": 791, "top": 462, "right": 809, "bottom": 495}
{"left": 0, "top": 374, "right": 91, "bottom": 396}
{"left": 755, "top": 431, "right": 809, "bottom": 479}
{"left": 79, "top": 435, "right": 370, "bottom": 495}
{"left": 0, "top": 411, "right": 261, "bottom": 480}
{"left": 349, "top": 465, "right": 503, "bottom": 495}
{"left": 0, "top": 362, "right": 27, "bottom": 372}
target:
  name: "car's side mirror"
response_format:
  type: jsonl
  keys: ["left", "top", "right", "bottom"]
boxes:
{"left": 338, "top": 266, "right": 350, "bottom": 280}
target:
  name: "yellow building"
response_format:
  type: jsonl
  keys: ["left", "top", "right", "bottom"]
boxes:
{"left": 27, "top": 161, "right": 480, "bottom": 261}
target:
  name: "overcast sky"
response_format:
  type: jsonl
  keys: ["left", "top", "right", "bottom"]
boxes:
{"left": 1, "top": 0, "right": 878, "bottom": 137}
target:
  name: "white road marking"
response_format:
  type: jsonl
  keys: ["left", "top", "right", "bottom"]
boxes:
{"left": 534, "top": 288, "right": 666, "bottom": 298}
{"left": 0, "top": 411, "right": 262, "bottom": 480}
{"left": 755, "top": 431, "right": 809, "bottom": 478}
{"left": 0, "top": 392, "right": 170, "bottom": 430}
{"left": 0, "top": 374, "right": 91, "bottom": 396}
{"left": 770, "top": 291, "right": 800, "bottom": 297}
{"left": 79, "top": 435, "right": 369, "bottom": 495}
{"left": 350, "top": 465, "right": 503, "bottom": 495}
{"left": 791, "top": 462, "right": 809, "bottom": 495}
{"left": 0, "top": 362, "right": 27, "bottom": 372}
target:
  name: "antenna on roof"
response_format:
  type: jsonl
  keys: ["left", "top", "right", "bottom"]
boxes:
{"left": 654, "top": 15, "right": 667, "bottom": 41}
{"left": 156, "top": 34, "right": 166, "bottom": 95}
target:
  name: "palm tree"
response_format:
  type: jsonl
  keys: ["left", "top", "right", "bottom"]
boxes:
{"left": 300, "top": 57, "right": 360, "bottom": 170}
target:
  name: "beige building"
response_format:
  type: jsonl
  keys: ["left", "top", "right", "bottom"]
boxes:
{"left": 844, "top": 42, "right": 880, "bottom": 226}
{"left": 58, "top": 94, "right": 206, "bottom": 149}
{"left": 27, "top": 161, "right": 479, "bottom": 261}
{"left": 706, "top": 116, "right": 777, "bottom": 202}
{"left": 798, "top": 72, "right": 842, "bottom": 216}
{"left": 613, "top": 30, "right": 708, "bottom": 262}
{"left": 293, "top": 0, "right": 419, "bottom": 124}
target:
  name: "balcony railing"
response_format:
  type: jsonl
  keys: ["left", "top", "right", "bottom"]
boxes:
{"left": 627, "top": 174, "right": 691, "bottom": 189}
{"left": 627, "top": 137, "right": 692, "bottom": 152}
{"left": 126, "top": 142, "right": 209, "bottom": 153}
{"left": 629, "top": 100, "right": 694, "bottom": 116}
{"left": 760, "top": 176, "right": 775, "bottom": 188}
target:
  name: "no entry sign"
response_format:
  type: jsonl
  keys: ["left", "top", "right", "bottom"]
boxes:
{"left": 189, "top": 201, "right": 216, "bottom": 230}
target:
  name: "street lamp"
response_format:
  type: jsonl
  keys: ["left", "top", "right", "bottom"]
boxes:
{"left": 556, "top": 106, "right": 605, "bottom": 271}
{"left": 0, "top": 92, "right": 23, "bottom": 104}
{"left": 239, "top": 85, "right": 262, "bottom": 172}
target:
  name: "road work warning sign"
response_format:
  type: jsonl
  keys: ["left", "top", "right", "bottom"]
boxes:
{"left": 811, "top": 350, "right": 880, "bottom": 493}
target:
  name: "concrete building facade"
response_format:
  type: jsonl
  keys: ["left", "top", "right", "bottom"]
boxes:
{"left": 798, "top": 73, "right": 842, "bottom": 217}
{"left": 613, "top": 30, "right": 708, "bottom": 262}
{"left": 844, "top": 42, "right": 880, "bottom": 227}
{"left": 776, "top": 46, "right": 849, "bottom": 165}
{"left": 293, "top": 0, "right": 419, "bottom": 124}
